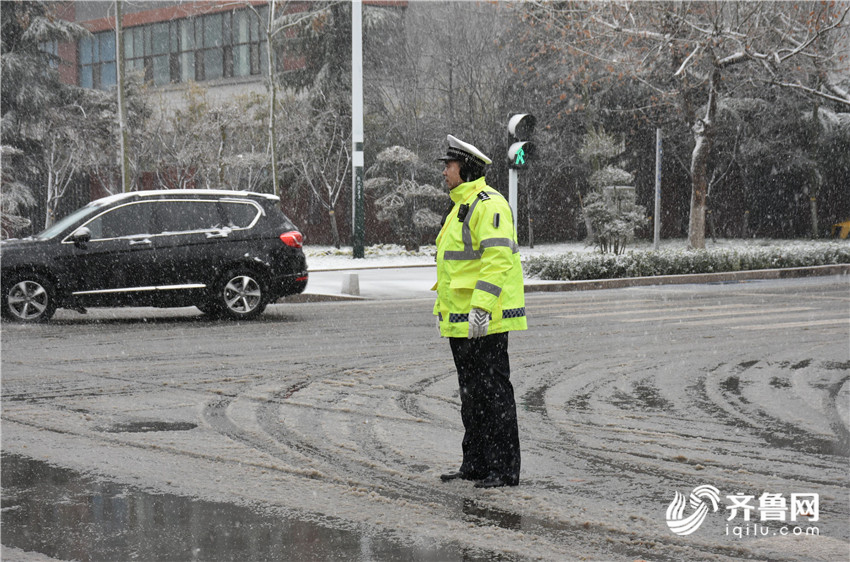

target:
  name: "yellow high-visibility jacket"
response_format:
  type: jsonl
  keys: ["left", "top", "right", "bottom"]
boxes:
{"left": 432, "top": 176, "right": 527, "bottom": 338}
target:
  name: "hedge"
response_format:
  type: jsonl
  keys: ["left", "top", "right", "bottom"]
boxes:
{"left": 523, "top": 243, "right": 850, "bottom": 281}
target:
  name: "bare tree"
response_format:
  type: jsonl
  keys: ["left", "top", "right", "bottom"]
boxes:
{"left": 222, "top": 93, "right": 273, "bottom": 192}
{"left": 298, "top": 107, "right": 351, "bottom": 248}
{"left": 147, "top": 85, "right": 241, "bottom": 190}
{"left": 41, "top": 94, "right": 115, "bottom": 227}
{"left": 366, "top": 2, "right": 513, "bottom": 153}
{"left": 241, "top": 0, "right": 337, "bottom": 199}
{"left": 148, "top": 91, "right": 207, "bottom": 190}
{"left": 521, "top": 1, "right": 850, "bottom": 248}
{"left": 42, "top": 128, "right": 81, "bottom": 227}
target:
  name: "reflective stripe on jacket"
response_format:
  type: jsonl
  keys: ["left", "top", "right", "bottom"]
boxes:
{"left": 432, "top": 176, "right": 527, "bottom": 338}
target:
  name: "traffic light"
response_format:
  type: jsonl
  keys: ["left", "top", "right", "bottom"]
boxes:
{"left": 507, "top": 113, "right": 536, "bottom": 169}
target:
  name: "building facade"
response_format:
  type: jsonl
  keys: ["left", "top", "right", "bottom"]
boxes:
{"left": 53, "top": 1, "right": 318, "bottom": 106}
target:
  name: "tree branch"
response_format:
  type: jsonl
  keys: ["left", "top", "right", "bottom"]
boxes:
{"left": 716, "top": 51, "right": 749, "bottom": 68}
{"left": 708, "top": 125, "right": 742, "bottom": 197}
{"left": 773, "top": 4, "right": 850, "bottom": 64}
{"left": 773, "top": 80, "right": 850, "bottom": 108}
{"left": 673, "top": 43, "right": 703, "bottom": 77}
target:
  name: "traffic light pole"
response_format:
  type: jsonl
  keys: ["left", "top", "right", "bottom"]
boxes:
{"left": 507, "top": 113, "right": 535, "bottom": 236}
{"left": 508, "top": 168, "right": 518, "bottom": 230}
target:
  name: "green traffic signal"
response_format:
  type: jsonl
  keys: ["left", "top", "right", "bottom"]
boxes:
{"left": 507, "top": 114, "right": 535, "bottom": 169}
{"left": 508, "top": 141, "right": 533, "bottom": 169}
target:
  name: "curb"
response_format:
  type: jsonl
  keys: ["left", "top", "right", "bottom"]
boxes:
{"left": 523, "top": 264, "right": 850, "bottom": 293}
{"left": 283, "top": 293, "right": 367, "bottom": 303}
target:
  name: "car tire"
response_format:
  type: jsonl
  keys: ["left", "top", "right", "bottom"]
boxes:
{"left": 212, "top": 268, "right": 267, "bottom": 320}
{"left": 2, "top": 273, "right": 58, "bottom": 323}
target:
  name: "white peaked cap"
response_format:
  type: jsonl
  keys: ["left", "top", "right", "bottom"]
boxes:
{"left": 438, "top": 134, "right": 492, "bottom": 166}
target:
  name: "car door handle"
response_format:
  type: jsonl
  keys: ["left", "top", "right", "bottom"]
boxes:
{"left": 205, "top": 230, "right": 230, "bottom": 239}
{"left": 129, "top": 238, "right": 151, "bottom": 246}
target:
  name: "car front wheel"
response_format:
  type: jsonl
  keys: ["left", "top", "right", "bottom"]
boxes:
{"left": 2, "top": 273, "right": 58, "bottom": 323}
{"left": 213, "top": 269, "right": 267, "bottom": 320}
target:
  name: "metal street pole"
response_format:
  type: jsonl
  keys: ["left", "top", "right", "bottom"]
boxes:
{"left": 351, "top": 0, "right": 365, "bottom": 259}
{"left": 654, "top": 128, "right": 662, "bottom": 249}
{"left": 115, "top": 0, "right": 131, "bottom": 193}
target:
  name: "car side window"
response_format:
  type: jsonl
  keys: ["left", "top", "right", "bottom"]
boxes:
{"left": 221, "top": 202, "right": 261, "bottom": 229}
{"left": 86, "top": 202, "right": 154, "bottom": 240}
{"left": 152, "top": 200, "right": 225, "bottom": 234}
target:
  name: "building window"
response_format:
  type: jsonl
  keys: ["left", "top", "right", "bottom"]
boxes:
{"left": 105, "top": 6, "right": 267, "bottom": 89}
{"left": 151, "top": 22, "right": 170, "bottom": 85}
{"left": 39, "top": 40, "right": 59, "bottom": 69}
{"left": 232, "top": 10, "right": 252, "bottom": 77}
{"left": 178, "top": 19, "right": 195, "bottom": 82}
{"left": 79, "top": 31, "right": 116, "bottom": 90}
{"left": 201, "top": 13, "right": 224, "bottom": 80}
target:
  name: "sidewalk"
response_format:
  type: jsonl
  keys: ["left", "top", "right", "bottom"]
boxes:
{"left": 285, "top": 263, "right": 850, "bottom": 302}
{"left": 287, "top": 265, "right": 436, "bottom": 301}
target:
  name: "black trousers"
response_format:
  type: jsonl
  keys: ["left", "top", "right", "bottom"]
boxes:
{"left": 449, "top": 332, "right": 520, "bottom": 482}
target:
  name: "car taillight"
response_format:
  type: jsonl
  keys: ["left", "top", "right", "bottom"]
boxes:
{"left": 280, "top": 231, "right": 303, "bottom": 248}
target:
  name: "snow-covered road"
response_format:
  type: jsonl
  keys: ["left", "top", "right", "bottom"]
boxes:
{"left": 2, "top": 276, "right": 848, "bottom": 560}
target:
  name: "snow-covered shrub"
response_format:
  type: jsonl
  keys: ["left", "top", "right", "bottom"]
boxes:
{"left": 366, "top": 146, "right": 448, "bottom": 251}
{"left": 524, "top": 242, "right": 850, "bottom": 281}
{"left": 583, "top": 190, "right": 647, "bottom": 255}
{"left": 578, "top": 128, "right": 645, "bottom": 254}
{"left": 588, "top": 165, "right": 634, "bottom": 190}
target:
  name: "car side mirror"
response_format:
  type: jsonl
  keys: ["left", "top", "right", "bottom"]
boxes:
{"left": 71, "top": 227, "right": 91, "bottom": 248}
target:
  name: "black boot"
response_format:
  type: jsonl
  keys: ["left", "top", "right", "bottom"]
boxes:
{"left": 473, "top": 474, "right": 519, "bottom": 488}
{"left": 440, "top": 470, "right": 481, "bottom": 482}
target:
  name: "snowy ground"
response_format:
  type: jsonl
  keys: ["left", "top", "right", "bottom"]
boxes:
{"left": 2, "top": 241, "right": 850, "bottom": 562}
{"left": 1, "top": 270, "right": 848, "bottom": 561}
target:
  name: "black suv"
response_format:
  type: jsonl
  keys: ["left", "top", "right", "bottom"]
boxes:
{"left": 1, "top": 190, "right": 308, "bottom": 322}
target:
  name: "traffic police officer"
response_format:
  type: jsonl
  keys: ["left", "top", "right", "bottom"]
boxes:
{"left": 433, "top": 135, "right": 527, "bottom": 488}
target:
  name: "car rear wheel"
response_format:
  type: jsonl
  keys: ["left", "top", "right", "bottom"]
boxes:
{"left": 213, "top": 269, "right": 267, "bottom": 320}
{"left": 2, "top": 273, "right": 57, "bottom": 323}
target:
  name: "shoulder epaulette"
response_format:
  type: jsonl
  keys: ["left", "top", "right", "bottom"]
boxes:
{"left": 476, "top": 191, "right": 490, "bottom": 201}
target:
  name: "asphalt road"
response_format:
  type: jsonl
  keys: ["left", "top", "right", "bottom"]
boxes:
{"left": 1, "top": 275, "right": 848, "bottom": 561}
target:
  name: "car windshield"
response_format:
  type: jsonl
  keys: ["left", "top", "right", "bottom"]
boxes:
{"left": 35, "top": 202, "right": 108, "bottom": 240}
